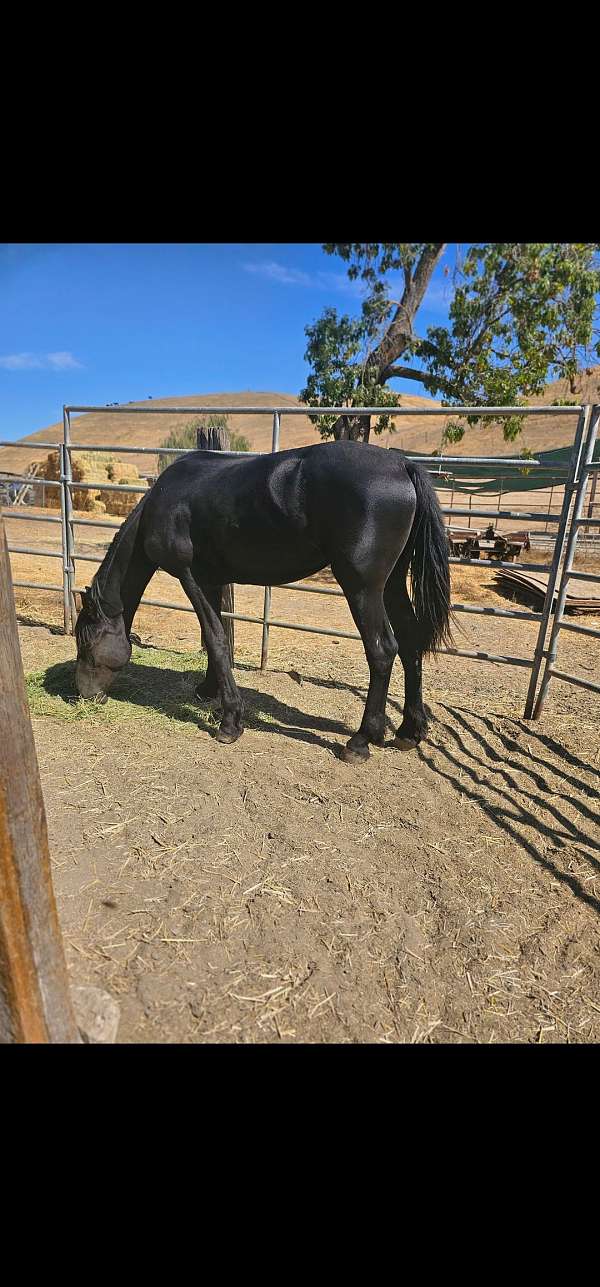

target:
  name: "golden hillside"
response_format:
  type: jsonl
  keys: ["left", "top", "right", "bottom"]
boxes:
{"left": 1, "top": 369, "right": 598, "bottom": 476}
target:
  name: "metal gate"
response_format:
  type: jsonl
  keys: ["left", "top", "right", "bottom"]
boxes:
{"left": 2, "top": 401, "right": 598, "bottom": 720}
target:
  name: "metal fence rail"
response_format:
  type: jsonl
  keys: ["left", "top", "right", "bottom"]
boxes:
{"left": 532, "top": 406, "right": 600, "bottom": 716}
{"left": 3, "top": 401, "right": 597, "bottom": 720}
{"left": 1, "top": 443, "right": 68, "bottom": 617}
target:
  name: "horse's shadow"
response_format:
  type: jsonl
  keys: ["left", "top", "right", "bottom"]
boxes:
{"left": 40, "top": 659, "right": 354, "bottom": 753}
{"left": 418, "top": 703, "right": 600, "bottom": 917}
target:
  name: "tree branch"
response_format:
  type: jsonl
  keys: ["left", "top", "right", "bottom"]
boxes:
{"left": 384, "top": 365, "right": 457, "bottom": 397}
{"left": 365, "top": 244, "right": 447, "bottom": 379}
{"left": 411, "top": 244, "right": 447, "bottom": 310}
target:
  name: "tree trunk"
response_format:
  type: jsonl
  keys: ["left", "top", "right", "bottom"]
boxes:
{"left": 330, "top": 243, "right": 447, "bottom": 443}
{"left": 333, "top": 414, "right": 371, "bottom": 443}
{"left": 195, "top": 424, "right": 235, "bottom": 666}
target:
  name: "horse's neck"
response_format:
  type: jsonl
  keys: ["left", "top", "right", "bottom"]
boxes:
{"left": 94, "top": 501, "right": 154, "bottom": 631}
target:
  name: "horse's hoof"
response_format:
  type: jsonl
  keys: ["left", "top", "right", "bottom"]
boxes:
{"left": 215, "top": 728, "right": 243, "bottom": 745}
{"left": 340, "top": 746, "right": 369, "bottom": 765}
{"left": 393, "top": 736, "right": 419, "bottom": 752}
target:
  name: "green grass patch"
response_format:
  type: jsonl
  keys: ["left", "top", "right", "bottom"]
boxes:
{"left": 25, "top": 644, "right": 277, "bottom": 733}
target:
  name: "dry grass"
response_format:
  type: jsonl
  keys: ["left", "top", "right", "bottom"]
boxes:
{"left": 2, "top": 368, "right": 598, "bottom": 477}
{"left": 21, "top": 606, "right": 600, "bottom": 1046}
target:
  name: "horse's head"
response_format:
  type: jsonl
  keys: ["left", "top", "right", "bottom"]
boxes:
{"left": 74, "top": 587, "right": 131, "bottom": 701}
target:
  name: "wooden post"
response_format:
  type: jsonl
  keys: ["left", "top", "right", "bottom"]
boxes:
{"left": 196, "top": 423, "right": 235, "bottom": 667}
{"left": 0, "top": 518, "right": 81, "bottom": 1043}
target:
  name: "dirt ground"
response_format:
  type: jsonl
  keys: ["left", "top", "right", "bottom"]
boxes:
{"left": 11, "top": 542, "right": 600, "bottom": 1044}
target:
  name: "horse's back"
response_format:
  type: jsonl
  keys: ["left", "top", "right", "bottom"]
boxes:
{"left": 140, "top": 441, "right": 417, "bottom": 585}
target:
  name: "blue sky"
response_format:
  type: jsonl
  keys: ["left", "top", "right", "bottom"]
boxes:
{"left": 0, "top": 243, "right": 454, "bottom": 441}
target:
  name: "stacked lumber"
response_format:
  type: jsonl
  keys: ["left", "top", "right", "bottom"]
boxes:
{"left": 494, "top": 568, "right": 600, "bottom": 614}
{"left": 36, "top": 451, "right": 147, "bottom": 516}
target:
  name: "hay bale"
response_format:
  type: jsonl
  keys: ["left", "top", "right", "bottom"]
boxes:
{"left": 36, "top": 450, "right": 147, "bottom": 515}
{"left": 38, "top": 452, "right": 62, "bottom": 508}
{"left": 97, "top": 458, "right": 147, "bottom": 516}
{"left": 97, "top": 481, "right": 147, "bottom": 514}
{"left": 106, "top": 460, "right": 140, "bottom": 482}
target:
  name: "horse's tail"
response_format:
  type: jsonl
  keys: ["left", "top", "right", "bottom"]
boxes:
{"left": 402, "top": 457, "right": 453, "bottom": 655}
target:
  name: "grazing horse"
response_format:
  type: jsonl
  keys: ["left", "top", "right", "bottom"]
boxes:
{"left": 74, "top": 441, "right": 452, "bottom": 763}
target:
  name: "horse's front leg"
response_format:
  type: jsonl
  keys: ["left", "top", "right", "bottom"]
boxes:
{"left": 336, "top": 580, "right": 398, "bottom": 765}
{"left": 180, "top": 570, "right": 244, "bottom": 743}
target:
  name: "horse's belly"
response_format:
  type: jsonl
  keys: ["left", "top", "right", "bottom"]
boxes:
{"left": 236, "top": 555, "right": 328, "bottom": 586}
{"left": 193, "top": 530, "right": 327, "bottom": 588}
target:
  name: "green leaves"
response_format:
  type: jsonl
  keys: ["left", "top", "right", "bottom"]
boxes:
{"left": 301, "top": 305, "right": 400, "bottom": 437}
{"left": 303, "top": 244, "right": 599, "bottom": 444}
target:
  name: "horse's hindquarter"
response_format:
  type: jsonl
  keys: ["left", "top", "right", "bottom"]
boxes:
{"left": 302, "top": 443, "right": 417, "bottom": 578}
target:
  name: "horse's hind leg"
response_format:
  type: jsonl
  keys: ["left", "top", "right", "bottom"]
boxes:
{"left": 179, "top": 569, "right": 244, "bottom": 743}
{"left": 334, "top": 569, "right": 398, "bottom": 764}
{"left": 384, "top": 564, "right": 428, "bottom": 751}
{"left": 194, "top": 583, "right": 221, "bottom": 701}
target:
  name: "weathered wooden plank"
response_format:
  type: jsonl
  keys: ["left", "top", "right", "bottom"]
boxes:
{"left": 0, "top": 517, "right": 81, "bottom": 1043}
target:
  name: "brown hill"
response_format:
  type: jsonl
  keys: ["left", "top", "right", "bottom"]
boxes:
{"left": 1, "top": 369, "right": 598, "bottom": 477}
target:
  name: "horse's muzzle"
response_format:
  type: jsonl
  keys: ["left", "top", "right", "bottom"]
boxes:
{"left": 75, "top": 660, "right": 116, "bottom": 701}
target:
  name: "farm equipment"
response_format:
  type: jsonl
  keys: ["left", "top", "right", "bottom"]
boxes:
{"left": 447, "top": 523, "right": 531, "bottom": 562}
{"left": 0, "top": 462, "right": 42, "bottom": 506}
{"left": 0, "top": 477, "right": 18, "bottom": 505}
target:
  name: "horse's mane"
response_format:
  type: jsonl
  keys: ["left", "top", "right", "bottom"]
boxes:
{"left": 74, "top": 579, "right": 109, "bottom": 651}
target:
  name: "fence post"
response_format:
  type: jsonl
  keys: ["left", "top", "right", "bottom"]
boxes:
{"left": 62, "top": 409, "right": 77, "bottom": 633}
{"left": 261, "top": 411, "right": 281, "bottom": 671}
{"left": 532, "top": 405, "right": 600, "bottom": 720}
{"left": 59, "top": 447, "right": 71, "bottom": 636}
{"left": 196, "top": 421, "right": 235, "bottom": 667}
{"left": 523, "top": 406, "right": 589, "bottom": 719}
{"left": 0, "top": 517, "right": 81, "bottom": 1043}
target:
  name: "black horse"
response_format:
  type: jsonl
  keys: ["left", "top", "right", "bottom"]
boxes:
{"left": 74, "top": 441, "right": 452, "bottom": 764}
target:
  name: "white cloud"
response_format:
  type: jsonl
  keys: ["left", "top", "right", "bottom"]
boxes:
{"left": 242, "top": 259, "right": 453, "bottom": 309}
{"left": 0, "top": 350, "right": 83, "bottom": 371}
{"left": 243, "top": 260, "right": 365, "bottom": 296}
{"left": 244, "top": 261, "right": 313, "bottom": 287}
{"left": 47, "top": 351, "right": 83, "bottom": 370}
{"left": 0, "top": 352, "right": 43, "bottom": 369}
{"left": 316, "top": 271, "right": 365, "bottom": 297}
